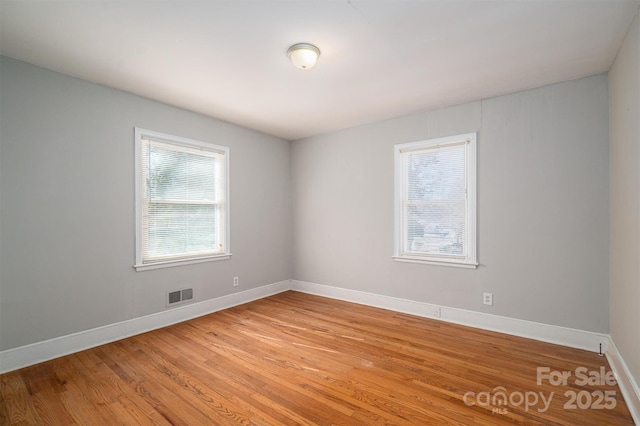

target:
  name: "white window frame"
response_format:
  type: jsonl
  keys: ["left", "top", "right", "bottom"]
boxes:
{"left": 393, "top": 132, "right": 477, "bottom": 269}
{"left": 134, "top": 128, "right": 231, "bottom": 272}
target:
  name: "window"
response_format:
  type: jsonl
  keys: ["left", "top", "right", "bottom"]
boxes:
{"left": 394, "top": 133, "right": 477, "bottom": 268}
{"left": 134, "top": 128, "right": 230, "bottom": 271}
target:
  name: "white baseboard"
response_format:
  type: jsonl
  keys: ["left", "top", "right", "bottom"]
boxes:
{"left": 0, "top": 280, "right": 291, "bottom": 374}
{"left": 4, "top": 277, "right": 636, "bottom": 422}
{"left": 291, "top": 280, "right": 609, "bottom": 353}
{"left": 0, "top": 279, "right": 624, "bottom": 382}
{"left": 606, "top": 337, "right": 640, "bottom": 425}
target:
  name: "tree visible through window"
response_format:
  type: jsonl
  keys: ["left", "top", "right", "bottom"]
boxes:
{"left": 134, "top": 128, "right": 230, "bottom": 271}
{"left": 394, "top": 133, "right": 477, "bottom": 268}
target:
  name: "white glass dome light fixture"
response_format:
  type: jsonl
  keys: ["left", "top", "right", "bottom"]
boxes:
{"left": 287, "top": 43, "right": 321, "bottom": 70}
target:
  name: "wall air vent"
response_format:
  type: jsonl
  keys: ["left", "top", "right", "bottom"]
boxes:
{"left": 167, "top": 288, "right": 194, "bottom": 307}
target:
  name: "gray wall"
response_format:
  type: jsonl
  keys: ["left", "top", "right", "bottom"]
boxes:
{"left": 0, "top": 57, "right": 292, "bottom": 350}
{"left": 292, "top": 75, "right": 610, "bottom": 333}
{"left": 609, "top": 10, "right": 640, "bottom": 388}
{"left": 0, "top": 54, "right": 614, "bottom": 352}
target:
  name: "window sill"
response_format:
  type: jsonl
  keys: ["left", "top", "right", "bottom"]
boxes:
{"left": 134, "top": 254, "right": 232, "bottom": 272}
{"left": 392, "top": 255, "right": 478, "bottom": 269}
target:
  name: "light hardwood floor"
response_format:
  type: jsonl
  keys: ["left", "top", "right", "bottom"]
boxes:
{"left": 0, "top": 291, "right": 634, "bottom": 425}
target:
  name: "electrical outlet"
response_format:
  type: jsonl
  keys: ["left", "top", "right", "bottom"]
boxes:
{"left": 432, "top": 306, "right": 441, "bottom": 318}
{"left": 483, "top": 292, "right": 493, "bottom": 306}
{"left": 233, "top": 276, "right": 239, "bottom": 287}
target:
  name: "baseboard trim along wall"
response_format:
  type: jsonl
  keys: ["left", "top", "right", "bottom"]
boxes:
{"left": 0, "top": 279, "right": 613, "bottom": 372}
{"left": 0, "top": 280, "right": 291, "bottom": 374}
{"left": 290, "top": 280, "right": 609, "bottom": 352}
{"left": 3, "top": 277, "right": 638, "bottom": 421}
{"left": 606, "top": 337, "right": 640, "bottom": 425}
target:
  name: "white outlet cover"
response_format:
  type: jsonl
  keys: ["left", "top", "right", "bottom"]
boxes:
{"left": 483, "top": 293, "right": 493, "bottom": 306}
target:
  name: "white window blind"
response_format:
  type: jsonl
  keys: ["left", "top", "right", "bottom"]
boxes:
{"left": 394, "top": 133, "right": 477, "bottom": 268}
{"left": 134, "top": 128, "right": 230, "bottom": 271}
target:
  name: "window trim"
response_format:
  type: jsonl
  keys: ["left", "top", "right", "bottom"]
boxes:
{"left": 134, "top": 127, "right": 231, "bottom": 272}
{"left": 393, "top": 132, "right": 477, "bottom": 269}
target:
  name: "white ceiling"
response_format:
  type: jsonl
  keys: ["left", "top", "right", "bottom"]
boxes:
{"left": 1, "top": 1, "right": 638, "bottom": 141}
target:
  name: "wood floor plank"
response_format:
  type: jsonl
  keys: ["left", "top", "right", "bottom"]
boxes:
{"left": 0, "top": 373, "right": 43, "bottom": 425}
{"left": 0, "top": 291, "right": 634, "bottom": 425}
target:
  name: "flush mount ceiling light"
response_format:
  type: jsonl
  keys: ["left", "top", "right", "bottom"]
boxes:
{"left": 287, "top": 43, "right": 321, "bottom": 70}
